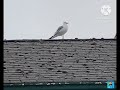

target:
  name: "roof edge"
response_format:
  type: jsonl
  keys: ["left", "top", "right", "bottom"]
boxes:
{"left": 3, "top": 39, "right": 116, "bottom": 42}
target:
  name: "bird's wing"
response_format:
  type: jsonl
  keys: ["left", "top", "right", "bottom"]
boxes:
{"left": 54, "top": 26, "right": 63, "bottom": 36}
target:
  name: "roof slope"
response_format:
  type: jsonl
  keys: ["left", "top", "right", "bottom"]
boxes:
{"left": 4, "top": 39, "right": 116, "bottom": 84}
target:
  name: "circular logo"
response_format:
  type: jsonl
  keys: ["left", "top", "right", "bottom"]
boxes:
{"left": 101, "top": 5, "right": 111, "bottom": 16}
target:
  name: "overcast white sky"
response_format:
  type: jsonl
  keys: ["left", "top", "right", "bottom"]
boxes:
{"left": 4, "top": 0, "right": 116, "bottom": 40}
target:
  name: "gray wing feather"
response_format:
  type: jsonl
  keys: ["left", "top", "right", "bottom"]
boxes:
{"left": 54, "top": 26, "right": 63, "bottom": 36}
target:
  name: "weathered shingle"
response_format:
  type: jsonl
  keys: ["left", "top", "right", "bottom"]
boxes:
{"left": 4, "top": 39, "right": 116, "bottom": 84}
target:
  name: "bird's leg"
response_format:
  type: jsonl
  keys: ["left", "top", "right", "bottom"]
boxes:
{"left": 62, "top": 35, "right": 64, "bottom": 39}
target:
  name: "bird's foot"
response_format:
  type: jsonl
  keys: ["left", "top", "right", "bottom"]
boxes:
{"left": 62, "top": 35, "right": 64, "bottom": 39}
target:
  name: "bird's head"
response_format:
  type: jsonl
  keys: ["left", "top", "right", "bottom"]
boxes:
{"left": 63, "top": 22, "right": 68, "bottom": 24}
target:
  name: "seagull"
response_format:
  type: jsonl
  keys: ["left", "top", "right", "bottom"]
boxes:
{"left": 49, "top": 22, "right": 68, "bottom": 39}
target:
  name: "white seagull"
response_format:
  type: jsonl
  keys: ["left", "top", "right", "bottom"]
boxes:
{"left": 49, "top": 22, "right": 68, "bottom": 39}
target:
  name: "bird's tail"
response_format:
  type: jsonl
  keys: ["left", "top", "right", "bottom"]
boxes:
{"left": 49, "top": 36, "right": 55, "bottom": 39}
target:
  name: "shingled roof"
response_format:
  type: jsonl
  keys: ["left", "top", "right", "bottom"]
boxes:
{"left": 4, "top": 39, "right": 116, "bottom": 85}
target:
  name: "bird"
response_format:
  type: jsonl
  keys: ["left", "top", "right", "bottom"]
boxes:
{"left": 49, "top": 22, "right": 68, "bottom": 39}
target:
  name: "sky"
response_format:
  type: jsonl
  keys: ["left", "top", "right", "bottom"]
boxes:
{"left": 4, "top": 0, "right": 116, "bottom": 40}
